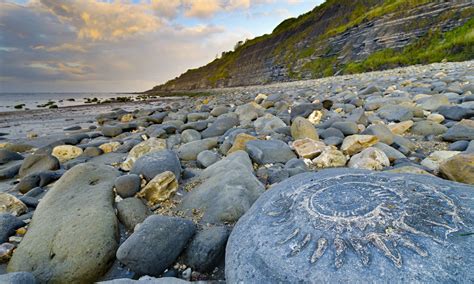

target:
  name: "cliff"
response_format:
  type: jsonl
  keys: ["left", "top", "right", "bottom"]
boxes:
{"left": 147, "top": 0, "right": 474, "bottom": 93}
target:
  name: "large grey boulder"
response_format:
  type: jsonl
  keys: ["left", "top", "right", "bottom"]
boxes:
{"left": 179, "top": 151, "right": 265, "bottom": 224}
{"left": 130, "top": 150, "right": 181, "bottom": 181}
{"left": 245, "top": 139, "right": 296, "bottom": 165}
{"left": 8, "top": 163, "right": 120, "bottom": 283}
{"left": 116, "top": 215, "right": 196, "bottom": 276}
{"left": 226, "top": 169, "right": 474, "bottom": 283}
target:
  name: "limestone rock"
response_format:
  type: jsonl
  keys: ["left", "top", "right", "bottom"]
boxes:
{"left": 312, "top": 147, "right": 347, "bottom": 168}
{"left": 227, "top": 133, "right": 257, "bottom": 155}
{"left": 341, "top": 135, "right": 379, "bottom": 155}
{"left": 421, "top": 150, "right": 460, "bottom": 173}
{"left": 122, "top": 138, "right": 167, "bottom": 171}
{"left": 226, "top": 169, "right": 474, "bottom": 283}
{"left": 439, "top": 153, "right": 474, "bottom": 184}
{"left": 99, "top": 141, "right": 121, "bottom": 153}
{"left": 290, "top": 117, "right": 318, "bottom": 140}
{"left": 388, "top": 121, "right": 413, "bottom": 135}
{"left": 52, "top": 145, "right": 84, "bottom": 162}
{"left": 8, "top": 163, "right": 120, "bottom": 283}
{"left": 0, "top": 193, "right": 27, "bottom": 216}
{"left": 386, "top": 166, "right": 431, "bottom": 175}
{"left": 137, "top": 171, "right": 178, "bottom": 205}
{"left": 292, "top": 138, "right": 325, "bottom": 159}
{"left": 348, "top": 147, "right": 390, "bottom": 170}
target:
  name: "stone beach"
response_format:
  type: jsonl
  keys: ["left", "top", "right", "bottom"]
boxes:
{"left": 0, "top": 61, "right": 473, "bottom": 282}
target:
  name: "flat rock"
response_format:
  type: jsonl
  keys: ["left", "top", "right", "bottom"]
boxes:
{"left": 18, "top": 154, "right": 60, "bottom": 178}
{"left": 246, "top": 139, "right": 296, "bottom": 165}
{"left": 131, "top": 150, "right": 181, "bottom": 182}
{"left": 116, "top": 215, "right": 196, "bottom": 277}
{"left": 226, "top": 169, "right": 474, "bottom": 283}
{"left": 8, "top": 163, "right": 120, "bottom": 283}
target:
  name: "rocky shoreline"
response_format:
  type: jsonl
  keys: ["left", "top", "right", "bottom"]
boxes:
{"left": 0, "top": 61, "right": 473, "bottom": 283}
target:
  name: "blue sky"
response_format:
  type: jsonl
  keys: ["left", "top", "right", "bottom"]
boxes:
{"left": 0, "top": 0, "right": 323, "bottom": 92}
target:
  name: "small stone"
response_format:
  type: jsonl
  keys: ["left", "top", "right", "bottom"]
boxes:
{"left": 421, "top": 151, "right": 460, "bottom": 173}
{"left": 228, "top": 133, "right": 257, "bottom": 155}
{"left": 137, "top": 171, "right": 178, "bottom": 205}
{"left": 439, "top": 153, "right": 474, "bottom": 184}
{"left": 341, "top": 135, "right": 379, "bottom": 155}
{"left": 348, "top": 147, "right": 390, "bottom": 170}
{"left": 52, "top": 145, "right": 83, "bottom": 163}
{"left": 363, "top": 124, "right": 394, "bottom": 145}
{"left": 177, "top": 138, "right": 218, "bottom": 161}
{"left": 196, "top": 150, "right": 219, "bottom": 168}
{"left": 99, "top": 141, "right": 121, "bottom": 153}
{"left": 181, "top": 129, "right": 202, "bottom": 144}
{"left": 115, "top": 174, "right": 141, "bottom": 198}
{"left": 0, "top": 242, "right": 16, "bottom": 263}
{"left": 290, "top": 117, "right": 319, "bottom": 140}
{"left": 0, "top": 193, "right": 27, "bottom": 216}
{"left": 116, "top": 197, "right": 151, "bottom": 231}
{"left": 122, "top": 138, "right": 167, "bottom": 171}
{"left": 82, "top": 147, "right": 103, "bottom": 157}
{"left": 235, "top": 102, "right": 265, "bottom": 124}
{"left": 131, "top": 150, "right": 181, "bottom": 182}
{"left": 411, "top": 121, "right": 448, "bottom": 136}
{"left": 201, "top": 115, "right": 239, "bottom": 138}
{"left": 388, "top": 120, "right": 413, "bottom": 135}
{"left": 292, "top": 138, "right": 325, "bottom": 159}
{"left": 308, "top": 110, "right": 323, "bottom": 124}
{"left": 427, "top": 113, "right": 444, "bottom": 123}
{"left": 312, "top": 147, "right": 347, "bottom": 168}
{"left": 102, "top": 125, "right": 123, "bottom": 137}
{"left": 254, "top": 114, "right": 286, "bottom": 135}
{"left": 331, "top": 121, "right": 358, "bottom": 135}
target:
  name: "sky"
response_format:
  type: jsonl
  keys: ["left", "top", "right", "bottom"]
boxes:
{"left": 0, "top": 0, "right": 323, "bottom": 93}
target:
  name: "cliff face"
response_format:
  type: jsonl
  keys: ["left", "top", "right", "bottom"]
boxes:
{"left": 148, "top": 0, "right": 474, "bottom": 93}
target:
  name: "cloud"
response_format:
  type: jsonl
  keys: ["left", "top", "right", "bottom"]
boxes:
{"left": 34, "top": 0, "right": 161, "bottom": 41}
{"left": 152, "top": 0, "right": 182, "bottom": 19}
{"left": 32, "top": 43, "right": 87, "bottom": 53}
{"left": 183, "top": 0, "right": 222, "bottom": 18}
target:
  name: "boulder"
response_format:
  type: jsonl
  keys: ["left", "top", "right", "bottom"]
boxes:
{"left": 348, "top": 147, "right": 390, "bottom": 170}
{"left": 254, "top": 114, "right": 286, "bottom": 135}
{"left": 0, "top": 193, "right": 27, "bottom": 216}
{"left": 137, "top": 171, "right": 178, "bottom": 205}
{"left": 19, "top": 154, "right": 60, "bottom": 178}
{"left": 0, "top": 213, "right": 25, "bottom": 243}
{"left": 292, "top": 138, "right": 325, "bottom": 159}
{"left": 439, "top": 153, "right": 474, "bottom": 185}
{"left": 201, "top": 114, "right": 239, "bottom": 138}
{"left": 235, "top": 102, "right": 265, "bottom": 124}
{"left": 116, "top": 215, "right": 195, "bottom": 276}
{"left": 116, "top": 198, "right": 151, "bottom": 231}
{"left": 115, "top": 174, "right": 141, "bottom": 198}
{"left": 131, "top": 150, "right": 181, "bottom": 182}
{"left": 246, "top": 139, "right": 296, "bottom": 165}
{"left": 290, "top": 117, "right": 319, "bottom": 140}
{"left": 443, "top": 119, "right": 474, "bottom": 141}
{"left": 226, "top": 169, "right": 474, "bottom": 283}
{"left": 181, "top": 129, "right": 201, "bottom": 144}
{"left": 52, "top": 145, "right": 83, "bottom": 163}
{"left": 121, "top": 138, "right": 167, "bottom": 171}
{"left": 178, "top": 151, "right": 264, "bottom": 224}
{"left": 312, "top": 147, "right": 347, "bottom": 168}
{"left": 8, "top": 163, "right": 120, "bottom": 283}
{"left": 177, "top": 138, "right": 218, "bottom": 161}
{"left": 341, "top": 135, "right": 379, "bottom": 155}
{"left": 196, "top": 150, "right": 219, "bottom": 168}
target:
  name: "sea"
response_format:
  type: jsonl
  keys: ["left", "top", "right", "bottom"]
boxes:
{"left": 0, "top": 92, "right": 138, "bottom": 112}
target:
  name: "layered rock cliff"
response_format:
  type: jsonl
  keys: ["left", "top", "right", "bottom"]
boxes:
{"left": 147, "top": 0, "right": 474, "bottom": 93}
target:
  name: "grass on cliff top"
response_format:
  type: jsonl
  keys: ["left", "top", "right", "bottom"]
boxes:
{"left": 344, "top": 16, "right": 474, "bottom": 73}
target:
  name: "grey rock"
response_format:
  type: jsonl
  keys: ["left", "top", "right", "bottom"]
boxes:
{"left": 437, "top": 106, "right": 473, "bottom": 121}
{"left": 183, "top": 226, "right": 230, "bottom": 272}
{"left": 180, "top": 120, "right": 209, "bottom": 132}
{"left": 284, "top": 158, "right": 308, "bottom": 176}
{"left": 82, "top": 146, "right": 103, "bottom": 157}
{"left": 324, "top": 136, "right": 343, "bottom": 146}
{"left": 0, "top": 160, "right": 22, "bottom": 180}
{"left": 187, "top": 112, "right": 209, "bottom": 122}
{"left": 116, "top": 215, "right": 196, "bottom": 276}
{"left": 226, "top": 169, "right": 474, "bottom": 283}
{"left": 374, "top": 142, "right": 406, "bottom": 162}
{"left": 417, "top": 94, "right": 450, "bottom": 111}
{"left": 319, "top": 127, "right": 345, "bottom": 139}
{"left": 180, "top": 129, "right": 201, "bottom": 144}
{"left": 131, "top": 150, "right": 181, "bottom": 182}
{"left": 102, "top": 125, "right": 123, "bottom": 137}
{"left": 115, "top": 174, "right": 141, "bottom": 198}
{"left": 89, "top": 152, "right": 126, "bottom": 166}
{"left": 177, "top": 138, "right": 218, "bottom": 161}
{"left": 448, "top": 140, "right": 469, "bottom": 151}
{"left": 196, "top": 150, "right": 219, "bottom": 168}
{"left": 210, "top": 106, "right": 230, "bottom": 117}
{"left": 18, "top": 154, "right": 60, "bottom": 178}
{"left": 0, "top": 213, "right": 25, "bottom": 243}
{"left": 0, "top": 149, "right": 23, "bottom": 165}
{"left": 411, "top": 121, "right": 448, "bottom": 136}
{"left": 331, "top": 121, "right": 358, "bottom": 135}
{"left": 363, "top": 124, "right": 394, "bottom": 145}
{"left": 377, "top": 105, "right": 413, "bottom": 122}
{"left": 245, "top": 139, "right": 296, "bottom": 165}
{"left": 8, "top": 163, "right": 120, "bottom": 283}
{"left": 443, "top": 120, "right": 474, "bottom": 141}
{"left": 179, "top": 151, "right": 264, "bottom": 224}
{"left": 99, "top": 276, "right": 189, "bottom": 284}
{"left": 0, "top": 272, "right": 36, "bottom": 284}
{"left": 116, "top": 198, "right": 151, "bottom": 231}
{"left": 15, "top": 174, "right": 40, "bottom": 194}
{"left": 201, "top": 114, "right": 239, "bottom": 138}
{"left": 290, "top": 103, "right": 322, "bottom": 119}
